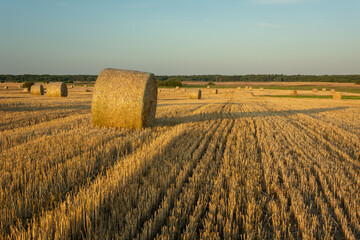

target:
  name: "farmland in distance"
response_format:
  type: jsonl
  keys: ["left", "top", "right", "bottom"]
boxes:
{"left": 0, "top": 84, "right": 360, "bottom": 239}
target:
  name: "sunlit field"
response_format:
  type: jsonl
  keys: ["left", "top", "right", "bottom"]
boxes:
{"left": 1, "top": 84, "right": 359, "bottom": 239}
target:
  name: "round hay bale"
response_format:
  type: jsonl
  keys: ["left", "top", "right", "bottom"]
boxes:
{"left": 181, "top": 88, "right": 186, "bottom": 92}
{"left": 175, "top": 86, "right": 180, "bottom": 90}
{"left": 259, "top": 87, "right": 264, "bottom": 91}
{"left": 333, "top": 92, "right": 342, "bottom": 100}
{"left": 18, "top": 85, "right": 22, "bottom": 88}
{"left": 322, "top": 88, "right": 326, "bottom": 92}
{"left": 47, "top": 82, "right": 68, "bottom": 97}
{"left": 290, "top": 90, "right": 298, "bottom": 96}
{"left": 330, "top": 89, "right": 335, "bottom": 93}
{"left": 4, "top": 86, "right": 8, "bottom": 89}
{"left": 92, "top": 68, "right": 157, "bottom": 129}
{"left": 23, "top": 88, "right": 30, "bottom": 92}
{"left": 312, "top": 88, "right": 318, "bottom": 92}
{"left": 190, "top": 89, "right": 201, "bottom": 99}
{"left": 84, "top": 85, "right": 87, "bottom": 88}
{"left": 207, "top": 85, "right": 211, "bottom": 89}
{"left": 237, "top": 87, "right": 241, "bottom": 91}
{"left": 30, "top": 84, "right": 44, "bottom": 95}
{"left": 212, "top": 89, "right": 218, "bottom": 94}
{"left": 249, "top": 87, "right": 253, "bottom": 91}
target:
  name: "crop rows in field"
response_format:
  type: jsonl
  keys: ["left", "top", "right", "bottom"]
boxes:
{"left": 0, "top": 91, "right": 359, "bottom": 239}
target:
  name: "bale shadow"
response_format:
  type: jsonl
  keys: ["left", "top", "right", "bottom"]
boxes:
{"left": 155, "top": 107, "right": 348, "bottom": 127}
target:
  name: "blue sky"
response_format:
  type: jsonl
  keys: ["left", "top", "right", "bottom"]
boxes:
{"left": 0, "top": 0, "right": 359, "bottom": 75}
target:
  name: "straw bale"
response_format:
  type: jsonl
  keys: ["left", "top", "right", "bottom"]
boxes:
{"left": 312, "top": 88, "right": 318, "bottom": 92}
{"left": 4, "top": 86, "right": 8, "bottom": 89}
{"left": 333, "top": 92, "right": 342, "bottom": 100}
{"left": 175, "top": 86, "right": 180, "bottom": 90}
{"left": 237, "top": 87, "right": 241, "bottom": 91}
{"left": 92, "top": 68, "right": 157, "bottom": 129}
{"left": 212, "top": 89, "right": 218, "bottom": 94}
{"left": 207, "top": 86, "right": 211, "bottom": 89}
{"left": 30, "top": 84, "right": 44, "bottom": 95}
{"left": 249, "top": 87, "right": 253, "bottom": 91}
{"left": 290, "top": 90, "right": 298, "bottom": 96}
{"left": 181, "top": 88, "right": 186, "bottom": 92}
{"left": 47, "top": 82, "right": 68, "bottom": 97}
{"left": 190, "top": 89, "right": 201, "bottom": 99}
{"left": 259, "top": 87, "right": 264, "bottom": 91}
{"left": 246, "top": 91, "right": 254, "bottom": 97}
{"left": 322, "top": 88, "right": 326, "bottom": 92}
{"left": 330, "top": 89, "right": 335, "bottom": 93}
{"left": 23, "top": 88, "right": 30, "bottom": 92}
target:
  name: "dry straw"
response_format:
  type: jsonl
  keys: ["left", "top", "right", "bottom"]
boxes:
{"left": 291, "top": 90, "right": 298, "bottom": 96}
{"left": 190, "top": 89, "right": 201, "bottom": 99}
{"left": 212, "top": 89, "right": 218, "bottom": 94}
{"left": 31, "top": 84, "right": 44, "bottom": 95}
{"left": 333, "top": 92, "right": 342, "bottom": 100}
{"left": 92, "top": 68, "right": 157, "bottom": 129}
{"left": 312, "top": 88, "right": 318, "bottom": 92}
{"left": 47, "top": 82, "right": 68, "bottom": 97}
{"left": 330, "top": 89, "right": 335, "bottom": 93}
{"left": 322, "top": 88, "right": 326, "bottom": 92}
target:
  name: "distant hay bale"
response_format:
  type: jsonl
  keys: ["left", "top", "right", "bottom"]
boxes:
{"left": 259, "top": 87, "right": 264, "bottom": 91}
{"left": 207, "top": 85, "right": 211, "bottom": 89}
{"left": 245, "top": 86, "right": 249, "bottom": 90}
{"left": 190, "top": 89, "right": 201, "bottom": 99}
{"left": 30, "top": 84, "right": 44, "bottom": 95}
{"left": 84, "top": 85, "right": 87, "bottom": 88}
{"left": 92, "top": 68, "right": 157, "bottom": 129}
{"left": 71, "top": 85, "right": 74, "bottom": 88}
{"left": 333, "top": 92, "right": 342, "bottom": 100}
{"left": 23, "top": 88, "right": 30, "bottom": 92}
{"left": 181, "top": 88, "right": 186, "bottom": 92}
{"left": 322, "top": 88, "right": 326, "bottom": 92}
{"left": 212, "top": 89, "right": 218, "bottom": 94}
{"left": 4, "top": 86, "right": 8, "bottom": 89}
{"left": 237, "top": 87, "right": 241, "bottom": 91}
{"left": 47, "top": 82, "right": 68, "bottom": 97}
{"left": 330, "top": 89, "right": 335, "bottom": 93}
{"left": 249, "top": 87, "right": 253, "bottom": 91}
{"left": 312, "top": 88, "right": 318, "bottom": 92}
{"left": 175, "top": 86, "right": 180, "bottom": 90}
{"left": 290, "top": 90, "right": 298, "bottom": 96}
{"left": 18, "top": 85, "right": 22, "bottom": 88}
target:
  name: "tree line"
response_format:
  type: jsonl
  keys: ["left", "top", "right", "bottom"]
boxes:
{"left": 1, "top": 74, "right": 359, "bottom": 84}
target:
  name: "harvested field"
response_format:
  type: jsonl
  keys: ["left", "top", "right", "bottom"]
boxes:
{"left": 1, "top": 86, "right": 360, "bottom": 239}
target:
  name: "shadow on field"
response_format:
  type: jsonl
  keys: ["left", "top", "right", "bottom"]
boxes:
{"left": 1, "top": 104, "right": 91, "bottom": 112}
{"left": 155, "top": 106, "right": 348, "bottom": 127}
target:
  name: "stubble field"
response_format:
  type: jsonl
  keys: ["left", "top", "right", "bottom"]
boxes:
{"left": 0, "top": 85, "right": 359, "bottom": 239}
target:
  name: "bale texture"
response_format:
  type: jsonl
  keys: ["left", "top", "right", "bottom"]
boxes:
{"left": 291, "top": 90, "right": 298, "bottom": 96}
{"left": 190, "top": 90, "right": 201, "bottom": 99}
{"left": 92, "top": 68, "right": 157, "bottom": 129}
{"left": 31, "top": 84, "right": 44, "bottom": 95}
{"left": 212, "top": 89, "right": 218, "bottom": 94}
{"left": 333, "top": 92, "right": 342, "bottom": 100}
{"left": 330, "top": 89, "right": 335, "bottom": 93}
{"left": 47, "top": 82, "right": 68, "bottom": 97}
{"left": 312, "top": 88, "right": 318, "bottom": 92}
